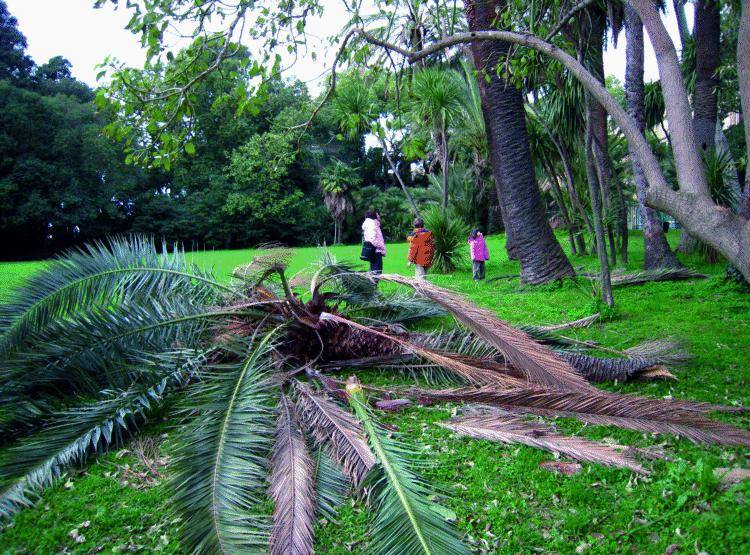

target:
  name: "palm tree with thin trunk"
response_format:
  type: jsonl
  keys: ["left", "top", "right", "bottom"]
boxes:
{"left": 320, "top": 159, "right": 358, "bottom": 245}
{"left": 624, "top": 4, "right": 683, "bottom": 270}
{"left": 409, "top": 66, "right": 464, "bottom": 210}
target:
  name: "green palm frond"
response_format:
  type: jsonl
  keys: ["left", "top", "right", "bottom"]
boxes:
{"left": 312, "top": 445, "right": 349, "bottom": 521}
{"left": 169, "top": 336, "right": 278, "bottom": 554}
{"left": 0, "top": 353, "right": 199, "bottom": 520}
{"left": 346, "top": 378, "right": 468, "bottom": 555}
{"left": 0, "top": 235, "right": 230, "bottom": 359}
{"left": 2, "top": 295, "right": 233, "bottom": 398}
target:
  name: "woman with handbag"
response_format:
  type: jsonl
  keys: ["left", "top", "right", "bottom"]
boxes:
{"left": 361, "top": 209, "right": 386, "bottom": 274}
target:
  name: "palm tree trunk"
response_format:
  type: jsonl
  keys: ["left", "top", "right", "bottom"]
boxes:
{"left": 739, "top": 0, "right": 750, "bottom": 220}
{"left": 377, "top": 135, "right": 421, "bottom": 216}
{"left": 625, "top": 5, "right": 683, "bottom": 269}
{"left": 679, "top": 0, "right": 720, "bottom": 254}
{"left": 693, "top": 0, "right": 721, "bottom": 153}
{"left": 465, "top": 0, "right": 574, "bottom": 284}
{"left": 673, "top": 0, "right": 691, "bottom": 49}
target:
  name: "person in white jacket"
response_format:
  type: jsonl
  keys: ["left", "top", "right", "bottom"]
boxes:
{"left": 361, "top": 209, "right": 386, "bottom": 274}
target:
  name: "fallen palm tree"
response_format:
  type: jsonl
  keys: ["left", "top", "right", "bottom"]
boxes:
{"left": 0, "top": 237, "right": 746, "bottom": 554}
{"left": 581, "top": 267, "right": 708, "bottom": 287}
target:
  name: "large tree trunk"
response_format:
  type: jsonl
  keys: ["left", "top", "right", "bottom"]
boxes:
{"left": 679, "top": 0, "right": 721, "bottom": 253}
{"left": 693, "top": 0, "right": 721, "bottom": 153}
{"left": 625, "top": 5, "right": 683, "bottom": 269}
{"left": 739, "top": 0, "right": 750, "bottom": 220}
{"left": 465, "top": 0, "right": 574, "bottom": 284}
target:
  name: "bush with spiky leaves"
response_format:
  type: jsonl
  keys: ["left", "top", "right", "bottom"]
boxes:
{"left": 1, "top": 236, "right": 748, "bottom": 554}
{"left": 423, "top": 206, "right": 470, "bottom": 274}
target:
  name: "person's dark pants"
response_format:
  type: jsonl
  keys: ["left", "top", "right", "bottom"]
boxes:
{"left": 472, "top": 260, "right": 485, "bottom": 280}
{"left": 370, "top": 253, "right": 383, "bottom": 274}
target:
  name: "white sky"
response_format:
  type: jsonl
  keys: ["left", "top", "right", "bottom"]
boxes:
{"left": 7, "top": 0, "right": 692, "bottom": 93}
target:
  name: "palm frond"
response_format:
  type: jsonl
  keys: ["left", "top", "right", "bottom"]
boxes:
{"left": 374, "top": 277, "right": 591, "bottom": 391}
{"left": 170, "top": 337, "right": 277, "bottom": 554}
{"left": 440, "top": 415, "right": 647, "bottom": 474}
{"left": 0, "top": 354, "right": 199, "bottom": 520}
{"left": 321, "top": 312, "right": 521, "bottom": 386}
{"left": 559, "top": 352, "right": 675, "bottom": 382}
{"left": 346, "top": 378, "right": 469, "bottom": 555}
{"left": 2, "top": 295, "right": 232, "bottom": 397}
{"left": 0, "top": 235, "right": 228, "bottom": 359}
{"left": 269, "top": 394, "right": 315, "bottom": 555}
{"left": 312, "top": 445, "right": 349, "bottom": 521}
{"left": 293, "top": 381, "right": 375, "bottom": 486}
{"left": 538, "top": 313, "right": 600, "bottom": 332}
{"left": 417, "top": 386, "right": 750, "bottom": 447}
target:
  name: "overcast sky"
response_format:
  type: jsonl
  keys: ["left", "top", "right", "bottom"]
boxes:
{"left": 7, "top": 0, "right": 692, "bottom": 94}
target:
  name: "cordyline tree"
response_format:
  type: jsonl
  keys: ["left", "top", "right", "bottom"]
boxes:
{"left": 1, "top": 237, "right": 749, "bottom": 553}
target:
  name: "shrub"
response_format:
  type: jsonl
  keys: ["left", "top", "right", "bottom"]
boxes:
{"left": 423, "top": 206, "right": 469, "bottom": 273}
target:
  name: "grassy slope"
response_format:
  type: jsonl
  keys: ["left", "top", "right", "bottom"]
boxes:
{"left": 1, "top": 232, "right": 749, "bottom": 554}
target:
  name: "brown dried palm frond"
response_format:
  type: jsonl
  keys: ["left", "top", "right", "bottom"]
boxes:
{"left": 415, "top": 386, "right": 750, "bottom": 447}
{"left": 608, "top": 268, "right": 708, "bottom": 287}
{"left": 269, "top": 394, "right": 315, "bottom": 555}
{"left": 440, "top": 415, "right": 647, "bottom": 474}
{"left": 293, "top": 381, "right": 375, "bottom": 486}
{"left": 559, "top": 352, "right": 676, "bottom": 382}
{"left": 319, "top": 312, "right": 524, "bottom": 386}
{"left": 377, "top": 275, "right": 592, "bottom": 391}
{"left": 538, "top": 313, "right": 600, "bottom": 332}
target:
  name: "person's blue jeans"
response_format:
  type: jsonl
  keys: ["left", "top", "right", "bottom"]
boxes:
{"left": 370, "top": 253, "right": 383, "bottom": 274}
{"left": 472, "top": 260, "right": 485, "bottom": 280}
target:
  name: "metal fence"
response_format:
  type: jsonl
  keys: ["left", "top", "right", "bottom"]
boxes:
{"left": 627, "top": 204, "right": 680, "bottom": 230}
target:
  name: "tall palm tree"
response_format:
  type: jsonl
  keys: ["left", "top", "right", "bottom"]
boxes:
{"left": 320, "top": 159, "right": 358, "bottom": 244}
{"left": 464, "top": 0, "right": 575, "bottom": 284}
{"left": 1, "top": 236, "right": 748, "bottom": 552}
{"left": 624, "top": 5, "right": 683, "bottom": 270}
{"left": 410, "top": 67, "right": 464, "bottom": 209}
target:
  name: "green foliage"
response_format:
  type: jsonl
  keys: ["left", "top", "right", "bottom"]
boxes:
{"left": 2, "top": 233, "right": 750, "bottom": 554}
{"left": 423, "top": 207, "right": 469, "bottom": 274}
{"left": 170, "top": 337, "right": 277, "bottom": 553}
{"left": 348, "top": 384, "right": 469, "bottom": 555}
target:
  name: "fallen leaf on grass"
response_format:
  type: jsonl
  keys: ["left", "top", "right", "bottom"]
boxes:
{"left": 713, "top": 467, "right": 750, "bottom": 489}
{"left": 539, "top": 461, "right": 582, "bottom": 475}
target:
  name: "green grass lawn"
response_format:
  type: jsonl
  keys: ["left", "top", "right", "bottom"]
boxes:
{"left": 1, "top": 231, "right": 749, "bottom": 554}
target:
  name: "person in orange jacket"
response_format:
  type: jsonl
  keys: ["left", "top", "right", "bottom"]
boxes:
{"left": 406, "top": 218, "right": 434, "bottom": 280}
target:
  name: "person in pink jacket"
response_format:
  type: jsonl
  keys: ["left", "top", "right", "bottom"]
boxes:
{"left": 361, "top": 209, "right": 386, "bottom": 274}
{"left": 468, "top": 229, "right": 489, "bottom": 281}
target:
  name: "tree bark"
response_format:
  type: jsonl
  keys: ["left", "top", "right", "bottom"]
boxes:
{"left": 465, "top": 0, "right": 575, "bottom": 284}
{"left": 693, "top": 0, "right": 721, "bottom": 153}
{"left": 624, "top": 5, "right": 683, "bottom": 269}
{"left": 673, "top": 0, "right": 691, "bottom": 49}
{"left": 739, "top": 0, "right": 750, "bottom": 219}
